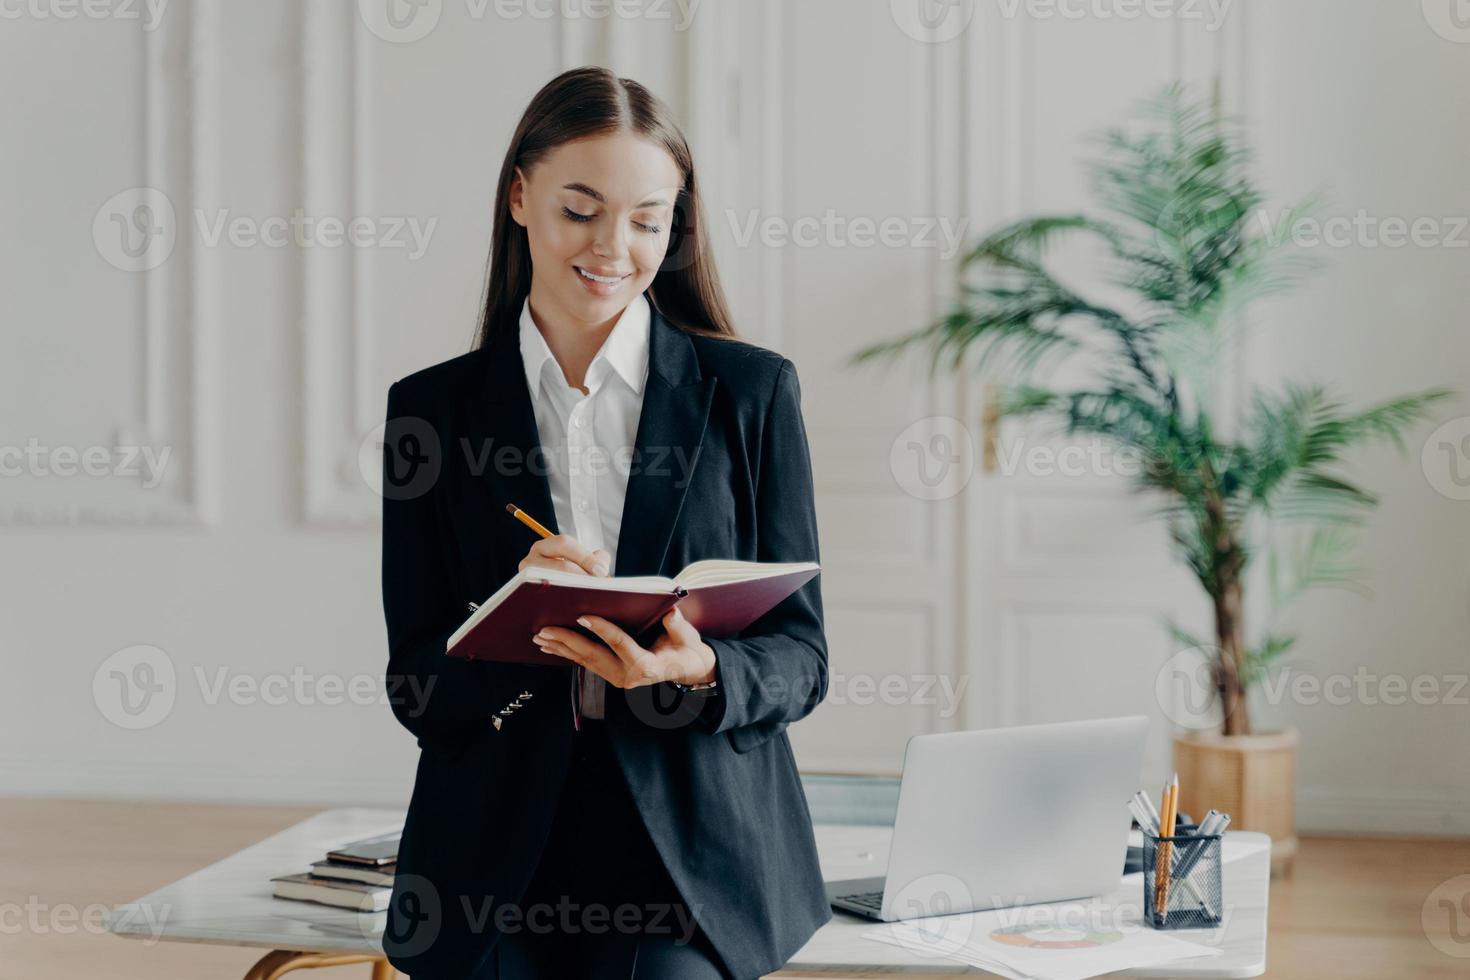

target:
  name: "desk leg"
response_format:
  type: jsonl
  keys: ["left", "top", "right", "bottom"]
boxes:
{"left": 242, "top": 950, "right": 394, "bottom": 980}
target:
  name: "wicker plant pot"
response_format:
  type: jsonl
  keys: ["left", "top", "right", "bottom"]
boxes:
{"left": 1173, "top": 729, "right": 1298, "bottom": 877}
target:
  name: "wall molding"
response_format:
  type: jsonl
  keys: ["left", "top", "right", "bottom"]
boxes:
{"left": 298, "top": 0, "right": 379, "bottom": 526}
{"left": 3, "top": 0, "right": 219, "bottom": 526}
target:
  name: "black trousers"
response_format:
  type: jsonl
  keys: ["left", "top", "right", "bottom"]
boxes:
{"left": 478, "top": 718, "right": 733, "bottom": 980}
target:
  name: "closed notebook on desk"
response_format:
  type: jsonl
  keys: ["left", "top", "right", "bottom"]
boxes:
{"left": 446, "top": 560, "right": 820, "bottom": 666}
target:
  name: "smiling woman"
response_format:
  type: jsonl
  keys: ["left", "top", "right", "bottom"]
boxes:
{"left": 475, "top": 69, "right": 736, "bottom": 352}
{"left": 379, "top": 66, "right": 831, "bottom": 980}
{"left": 502, "top": 132, "right": 693, "bottom": 388}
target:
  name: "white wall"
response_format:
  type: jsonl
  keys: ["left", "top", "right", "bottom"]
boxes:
{"left": 2, "top": 0, "right": 1465, "bottom": 834}
{"left": 1239, "top": 0, "right": 1470, "bottom": 833}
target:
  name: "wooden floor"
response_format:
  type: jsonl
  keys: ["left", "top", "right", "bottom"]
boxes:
{"left": 2, "top": 798, "right": 1467, "bottom": 979}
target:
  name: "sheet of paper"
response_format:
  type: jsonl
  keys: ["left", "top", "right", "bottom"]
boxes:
{"left": 863, "top": 928, "right": 1031, "bottom": 979}
{"left": 862, "top": 896, "right": 1221, "bottom": 980}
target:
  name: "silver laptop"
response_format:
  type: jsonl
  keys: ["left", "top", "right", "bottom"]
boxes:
{"left": 825, "top": 715, "right": 1149, "bottom": 921}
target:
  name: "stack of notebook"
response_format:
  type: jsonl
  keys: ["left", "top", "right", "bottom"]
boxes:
{"left": 270, "top": 831, "right": 399, "bottom": 913}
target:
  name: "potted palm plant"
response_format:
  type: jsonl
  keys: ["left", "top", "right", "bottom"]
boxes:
{"left": 854, "top": 85, "right": 1448, "bottom": 872}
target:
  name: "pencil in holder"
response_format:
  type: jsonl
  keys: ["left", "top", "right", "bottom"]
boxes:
{"left": 1142, "top": 829, "right": 1223, "bottom": 929}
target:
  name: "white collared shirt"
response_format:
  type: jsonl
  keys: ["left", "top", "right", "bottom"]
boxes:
{"left": 518, "top": 291, "right": 651, "bottom": 719}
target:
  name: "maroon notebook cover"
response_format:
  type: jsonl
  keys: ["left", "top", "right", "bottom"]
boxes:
{"left": 445, "top": 567, "right": 819, "bottom": 666}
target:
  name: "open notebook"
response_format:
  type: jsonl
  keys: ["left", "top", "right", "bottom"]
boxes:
{"left": 446, "top": 560, "right": 820, "bottom": 665}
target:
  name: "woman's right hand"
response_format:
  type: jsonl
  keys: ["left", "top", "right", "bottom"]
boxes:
{"left": 518, "top": 534, "right": 611, "bottom": 578}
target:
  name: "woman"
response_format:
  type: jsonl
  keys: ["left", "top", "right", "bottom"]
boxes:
{"left": 379, "top": 67, "right": 831, "bottom": 979}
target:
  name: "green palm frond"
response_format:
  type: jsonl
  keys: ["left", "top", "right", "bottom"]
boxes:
{"left": 996, "top": 384, "right": 1063, "bottom": 418}
{"left": 1267, "top": 524, "right": 1370, "bottom": 607}
{"left": 1090, "top": 84, "right": 1265, "bottom": 313}
{"left": 1165, "top": 619, "right": 1212, "bottom": 656}
{"left": 1245, "top": 385, "right": 1452, "bottom": 522}
{"left": 849, "top": 297, "right": 1082, "bottom": 378}
{"left": 852, "top": 215, "right": 1134, "bottom": 376}
{"left": 1333, "top": 388, "right": 1455, "bottom": 450}
{"left": 960, "top": 214, "right": 1124, "bottom": 272}
{"left": 1241, "top": 633, "right": 1296, "bottom": 688}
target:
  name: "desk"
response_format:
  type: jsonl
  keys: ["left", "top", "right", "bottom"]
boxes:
{"left": 106, "top": 808, "right": 1269, "bottom": 978}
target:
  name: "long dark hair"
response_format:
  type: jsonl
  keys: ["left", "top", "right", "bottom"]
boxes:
{"left": 473, "top": 66, "right": 737, "bottom": 348}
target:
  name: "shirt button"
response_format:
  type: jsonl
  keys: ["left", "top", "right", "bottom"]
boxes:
{"left": 577, "top": 500, "right": 590, "bottom": 513}
{"left": 575, "top": 415, "right": 588, "bottom": 429}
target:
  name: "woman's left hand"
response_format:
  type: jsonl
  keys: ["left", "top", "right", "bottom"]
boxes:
{"left": 533, "top": 605, "right": 718, "bottom": 689}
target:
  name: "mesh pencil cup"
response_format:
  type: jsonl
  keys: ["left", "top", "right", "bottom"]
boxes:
{"left": 1142, "top": 828, "right": 1223, "bottom": 929}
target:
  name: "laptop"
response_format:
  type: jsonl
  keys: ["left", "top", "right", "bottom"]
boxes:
{"left": 825, "top": 715, "right": 1149, "bottom": 921}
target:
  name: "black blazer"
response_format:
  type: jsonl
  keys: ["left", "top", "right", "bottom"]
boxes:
{"left": 379, "top": 300, "right": 833, "bottom": 978}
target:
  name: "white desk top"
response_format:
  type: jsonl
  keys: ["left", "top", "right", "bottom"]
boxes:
{"left": 797, "top": 825, "right": 1270, "bottom": 977}
{"left": 107, "top": 808, "right": 1269, "bottom": 978}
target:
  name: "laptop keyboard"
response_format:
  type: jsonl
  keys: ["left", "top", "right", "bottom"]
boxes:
{"left": 838, "top": 890, "right": 884, "bottom": 912}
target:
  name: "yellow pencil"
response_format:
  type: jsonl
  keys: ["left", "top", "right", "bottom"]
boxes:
{"left": 1155, "top": 773, "right": 1179, "bottom": 919}
{"left": 505, "top": 502, "right": 554, "bottom": 539}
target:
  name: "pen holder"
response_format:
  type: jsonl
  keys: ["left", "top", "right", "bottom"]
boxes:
{"left": 1142, "top": 830, "right": 1223, "bottom": 929}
